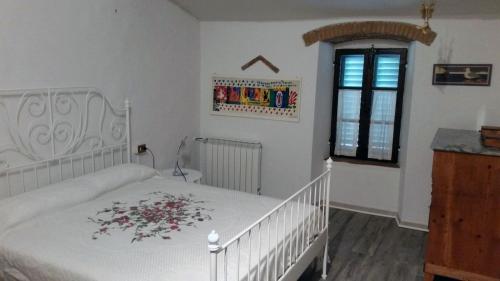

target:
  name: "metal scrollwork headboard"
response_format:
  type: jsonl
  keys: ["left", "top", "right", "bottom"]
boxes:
{"left": 0, "top": 88, "right": 131, "bottom": 198}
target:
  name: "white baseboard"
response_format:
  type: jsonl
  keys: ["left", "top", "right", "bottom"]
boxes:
{"left": 330, "top": 201, "right": 397, "bottom": 218}
{"left": 395, "top": 215, "right": 429, "bottom": 232}
{"left": 329, "top": 201, "right": 429, "bottom": 232}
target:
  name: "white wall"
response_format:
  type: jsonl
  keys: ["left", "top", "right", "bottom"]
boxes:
{"left": 313, "top": 40, "right": 408, "bottom": 214}
{"left": 331, "top": 162, "right": 401, "bottom": 213}
{"left": 200, "top": 21, "right": 322, "bottom": 199}
{"left": 0, "top": 0, "right": 200, "bottom": 170}
{"left": 1, "top": 2, "right": 497, "bottom": 227}
{"left": 397, "top": 42, "right": 418, "bottom": 221}
{"left": 398, "top": 19, "right": 500, "bottom": 226}
{"left": 200, "top": 18, "right": 500, "bottom": 227}
{"left": 310, "top": 42, "right": 334, "bottom": 179}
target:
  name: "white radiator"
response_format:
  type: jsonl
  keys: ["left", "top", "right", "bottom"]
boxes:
{"left": 195, "top": 137, "right": 262, "bottom": 195}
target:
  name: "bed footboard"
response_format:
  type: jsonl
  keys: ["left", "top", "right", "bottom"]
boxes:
{"left": 208, "top": 158, "right": 333, "bottom": 281}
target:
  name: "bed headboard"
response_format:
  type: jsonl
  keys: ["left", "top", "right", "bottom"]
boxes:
{"left": 0, "top": 88, "right": 131, "bottom": 198}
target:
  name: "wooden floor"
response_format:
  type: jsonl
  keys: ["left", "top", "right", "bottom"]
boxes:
{"left": 310, "top": 208, "right": 428, "bottom": 281}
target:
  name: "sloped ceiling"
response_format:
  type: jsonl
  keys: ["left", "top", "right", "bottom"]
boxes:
{"left": 171, "top": 0, "right": 500, "bottom": 21}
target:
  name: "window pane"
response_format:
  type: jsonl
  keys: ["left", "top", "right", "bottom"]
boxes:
{"left": 335, "top": 89, "right": 361, "bottom": 157}
{"left": 374, "top": 55, "right": 400, "bottom": 88}
{"left": 341, "top": 55, "right": 364, "bottom": 87}
{"left": 368, "top": 90, "right": 397, "bottom": 160}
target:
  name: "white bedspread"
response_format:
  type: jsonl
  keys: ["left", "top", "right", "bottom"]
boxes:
{"left": 0, "top": 169, "right": 318, "bottom": 281}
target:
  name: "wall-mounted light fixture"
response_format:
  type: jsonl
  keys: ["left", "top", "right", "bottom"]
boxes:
{"left": 418, "top": 0, "right": 436, "bottom": 34}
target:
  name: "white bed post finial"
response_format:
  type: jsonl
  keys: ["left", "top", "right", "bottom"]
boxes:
{"left": 326, "top": 157, "right": 333, "bottom": 171}
{"left": 322, "top": 157, "right": 333, "bottom": 280}
{"left": 124, "top": 98, "right": 131, "bottom": 163}
{"left": 208, "top": 230, "right": 220, "bottom": 281}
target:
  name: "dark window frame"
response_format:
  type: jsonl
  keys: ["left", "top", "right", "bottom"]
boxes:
{"left": 330, "top": 48, "right": 408, "bottom": 165}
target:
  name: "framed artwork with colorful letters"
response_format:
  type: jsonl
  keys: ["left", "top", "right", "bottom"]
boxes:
{"left": 211, "top": 76, "right": 301, "bottom": 121}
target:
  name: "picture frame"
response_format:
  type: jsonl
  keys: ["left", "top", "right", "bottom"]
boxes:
{"left": 211, "top": 76, "right": 301, "bottom": 122}
{"left": 432, "top": 64, "right": 492, "bottom": 86}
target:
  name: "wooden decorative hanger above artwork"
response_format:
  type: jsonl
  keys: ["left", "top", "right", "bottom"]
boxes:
{"left": 241, "top": 55, "right": 280, "bottom": 73}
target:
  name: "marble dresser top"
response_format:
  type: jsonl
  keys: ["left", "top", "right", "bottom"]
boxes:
{"left": 431, "top": 128, "right": 500, "bottom": 157}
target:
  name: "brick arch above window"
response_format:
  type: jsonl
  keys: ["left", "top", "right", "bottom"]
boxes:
{"left": 303, "top": 21, "right": 437, "bottom": 46}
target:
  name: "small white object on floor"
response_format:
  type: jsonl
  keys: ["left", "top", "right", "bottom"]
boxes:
{"left": 161, "top": 168, "right": 202, "bottom": 183}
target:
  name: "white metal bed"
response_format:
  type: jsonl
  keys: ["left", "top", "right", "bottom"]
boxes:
{"left": 0, "top": 88, "right": 333, "bottom": 281}
{"left": 208, "top": 161, "right": 332, "bottom": 281}
{"left": 0, "top": 88, "right": 131, "bottom": 198}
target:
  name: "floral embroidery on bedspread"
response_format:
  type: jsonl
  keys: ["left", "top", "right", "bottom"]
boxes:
{"left": 88, "top": 192, "right": 213, "bottom": 243}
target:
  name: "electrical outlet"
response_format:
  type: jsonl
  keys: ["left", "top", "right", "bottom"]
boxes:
{"left": 137, "top": 144, "right": 147, "bottom": 154}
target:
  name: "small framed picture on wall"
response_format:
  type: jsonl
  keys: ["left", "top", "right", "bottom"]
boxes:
{"left": 432, "top": 64, "right": 492, "bottom": 86}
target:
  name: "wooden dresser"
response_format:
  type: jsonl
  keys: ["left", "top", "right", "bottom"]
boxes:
{"left": 425, "top": 129, "right": 500, "bottom": 281}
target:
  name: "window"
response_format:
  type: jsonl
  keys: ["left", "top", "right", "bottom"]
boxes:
{"left": 330, "top": 48, "right": 407, "bottom": 164}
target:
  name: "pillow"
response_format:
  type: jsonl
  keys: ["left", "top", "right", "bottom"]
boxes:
{"left": 0, "top": 164, "right": 158, "bottom": 233}
{"left": 0, "top": 177, "right": 97, "bottom": 233}
{"left": 81, "top": 163, "right": 159, "bottom": 194}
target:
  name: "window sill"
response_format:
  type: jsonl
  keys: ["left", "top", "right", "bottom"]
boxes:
{"left": 330, "top": 156, "right": 400, "bottom": 169}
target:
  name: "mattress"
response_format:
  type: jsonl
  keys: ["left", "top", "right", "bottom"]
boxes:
{"left": 0, "top": 165, "right": 318, "bottom": 281}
